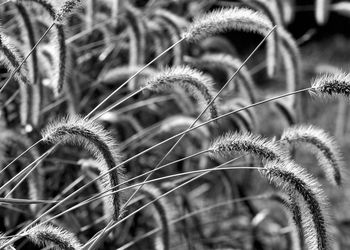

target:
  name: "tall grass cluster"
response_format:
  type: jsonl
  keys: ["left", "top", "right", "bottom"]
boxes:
{"left": 0, "top": 0, "right": 350, "bottom": 249}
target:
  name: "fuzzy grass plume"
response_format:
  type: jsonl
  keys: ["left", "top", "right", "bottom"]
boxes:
{"left": 261, "top": 160, "right": 331, "bottom": 250}
{"left": 182, "top": 7, "right": 276, "bottom": 76}
{"left": 281, "top": 125, "right": 344, "bottom": 186}
{"left": 25, "top": 224, "right": 82, "bottom": 250}
{"left": 144, "top": 66, "right": 219, "bottom": 121}
{"left": 182, "top": 7, "right": 273, "bottom": 42}
{"left": 55, "top": 0, "right": 82, "bottom": 23}
{"left": 209, "top": 132, "right": 285, "bottom": 162}
{"left": 310, "top": 71, "right": 350, "bottom": 99}
{"left": 41, "top": 115, "right": 124, "bottom": 220}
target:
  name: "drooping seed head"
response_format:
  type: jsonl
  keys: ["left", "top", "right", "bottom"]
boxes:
{"left": 182, "top": 7, "right": 273, "bottom": 42}
{"left": 145, "top": 66, "right": 219, "bottom": 121}
{"left": 25, "top": 224, "right": 82, "bottom": 250}
{"left": 41, "top": 115, "right": 124, "bottom": 220}
{"left": 261, "top": 160, "right": 331, "bottom": 250}
{"left": 310, "top": 71, "right": 350, "bottom": 99}
{"left": 209, "top": 132, "right": 286, "bottom": 162}
{"left": 55, "top": 0, "right": 81, "bottom": 23}
{"left": 281, "top": 125, "right": 344, "bottom": 186}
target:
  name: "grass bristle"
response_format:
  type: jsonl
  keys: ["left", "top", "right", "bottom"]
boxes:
{"left": 183, "top": 7, "right": 273, "bottom": 42}
{"left": 25, "top": 224, "right": 82, "bottom": 250}
{"left": 281, "top": 125, "right": 344, "bottom": 186}
{"left": 310, "top": 71, "right": 350, "bottom": 99}
{"left": 145, "top": 66, "right": 219, "bottom": 121}
{"left": 261, "top": 160, "right": 331, "bottom": 250}
{"left": 209, "top": 132, "right": 286, "bottom": 162}
{"left": 41, "top": 115, "right": 124, "bottom": 220}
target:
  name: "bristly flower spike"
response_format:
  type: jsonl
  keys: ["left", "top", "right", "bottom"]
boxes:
{"left": 309, "top": 71, "right": 350, "bottom": 99}
{"left": 182, "top": 7, "right": 276, "bottom": 76}
{"left": 281, "top": 125, "right": 344, "bottom": 186}
{"left": 261, "top": 160, "right": 331, "bottom": 250}
{"left": 41, "top": 115, "right": 124, "bottom": 221}
{"left": 182, "top": 7, "right": 273, "bottom": 42}
{"left": 25, "top": 224, "right": 82, "bottom": 250}
{"left": 144, "top": 66, "right": 219, "bottom": 121}
{"left": 209, "top": 132, "right": 286, "bottom": 163}
{"left": 55, "top": 0, "right": 82, "bottom": 23}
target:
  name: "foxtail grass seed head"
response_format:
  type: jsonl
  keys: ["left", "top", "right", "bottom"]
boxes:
{"left": 41, "top": 115, "right": 124, "bottom": 220}
{"left": 183, "top": 7, "right": 276, "bottom": 78}
{"left": 55, "top": 0, "right": 81, "bottom": 23}
{"left": 281, "top": 125, "right": 344, "bottom": 186}
{"left": 310, "top": 71, "right": 350, "bottom": 99}
{"left": 261, "top": 160, "right": 331, "bottom": 250}
{"left": 25, "top": 224, "right": 82, "bottom": 250}
{"left": 182, "top": 7, "right": 273, "bottom": 42}
{"left": 145, "top": 66, "right": 219, "bottom": 121}
{"left": 209, "top": 132, "right": 286, "bottom": 162}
